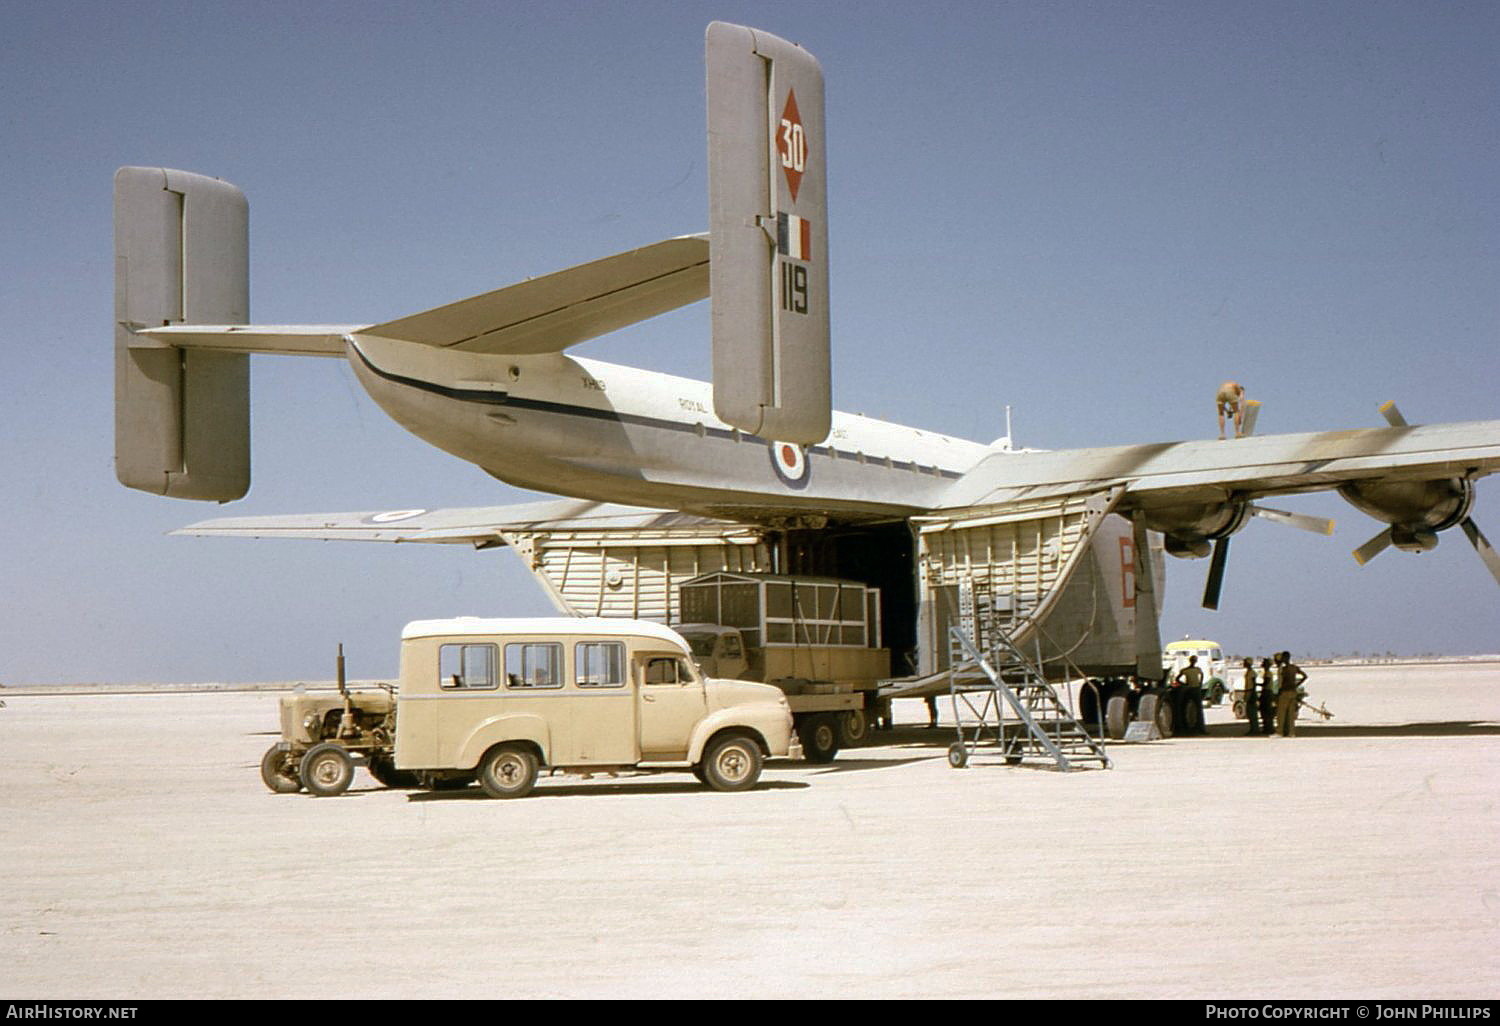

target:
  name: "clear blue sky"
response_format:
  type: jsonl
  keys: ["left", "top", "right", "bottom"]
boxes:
{"left": 2, "top": 1, "right": 1495, "bottom": 683}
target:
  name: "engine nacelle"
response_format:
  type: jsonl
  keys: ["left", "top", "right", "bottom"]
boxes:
{"left": 1338, "top": 478, "right": 1473, "bottom": 544}
{"left": 1142, "top": 500, "right": 1252, "bottom": 560}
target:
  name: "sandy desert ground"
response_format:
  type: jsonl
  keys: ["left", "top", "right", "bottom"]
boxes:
{"left": 1, "top": 662, "right": 1497, "bottom": 999}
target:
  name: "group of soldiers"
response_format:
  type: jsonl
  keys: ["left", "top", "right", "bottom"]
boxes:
{"left": 1170, "top": 650, "right": 1310, "bottom": 737}
{"left": 1238, "top": 652, "right": 1309, "bottom": 737}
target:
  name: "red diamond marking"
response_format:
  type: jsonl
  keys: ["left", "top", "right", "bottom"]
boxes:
{"left": 778, "top": 90, "right": 806, "bottom": 202}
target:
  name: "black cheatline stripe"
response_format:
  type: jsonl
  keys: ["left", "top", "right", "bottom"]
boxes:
{"left": 351, "top": 342, "right": 512, "bottom": 405}
{"left": 350, "top": 342, "right": 962, "bottom": 480}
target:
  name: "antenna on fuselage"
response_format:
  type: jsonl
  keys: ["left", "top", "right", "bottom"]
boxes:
{"left": 991, "top": 405, "right": 1015, "bottom": 451}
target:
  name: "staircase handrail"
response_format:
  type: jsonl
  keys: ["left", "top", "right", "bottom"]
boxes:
{"left": 949, "top": 626, "right": 1071, "bottom": 767}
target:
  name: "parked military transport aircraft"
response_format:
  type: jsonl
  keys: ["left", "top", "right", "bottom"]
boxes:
{"left": 113, "top": 23, "right": 1500, "bottom": 688}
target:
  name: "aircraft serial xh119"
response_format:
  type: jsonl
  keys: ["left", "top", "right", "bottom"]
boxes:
{"left": 116, "top": 23, "right": 1499, "bottom": 702}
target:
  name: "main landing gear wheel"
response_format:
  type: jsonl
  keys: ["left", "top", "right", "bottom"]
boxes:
{"left": 1105, "top": 695, "right": 1131, "bottom": 740}
{"left": 701, "top": 734, "right": 763, "bottom": 792}
{"left": 1154, "top": 695, "right": 1175, "bottom": 738}
{"left": 478, "top": 744, "right": 539, "bottom": 799}
{"left": 260, "top": 745, "right": 302, "bottom": 794}
{"left": 299, "top": 743, "right": 354, "bottom": 797}
{"left": 797, "top": 714, "right": 841, "bottom": 764}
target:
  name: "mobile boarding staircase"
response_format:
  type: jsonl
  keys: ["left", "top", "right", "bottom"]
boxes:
{"left": 945, "top": 625, "right": 1111, "bottom": 772}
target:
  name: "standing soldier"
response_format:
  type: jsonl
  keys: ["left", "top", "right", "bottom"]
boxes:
{"left": 1276, "top": 651, "right": 1309, "bottom": 737}
{"left": 1216, "top": 381, "right": 1247, "bottom": 439}
{"left": 1173, "top": 654, "right": 1207, "bottom": 735}
{"left": 1240, "top": 657, "right": 1260, "bottom": 736}
{"left": 1258, "top": 657, "right": 1277, "bottom": 735}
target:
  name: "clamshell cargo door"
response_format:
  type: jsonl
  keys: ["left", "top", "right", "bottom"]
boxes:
{"left": 500, "top": 524, "right": 772, "bottom": 623}
{"left": 915, "top": 488, "right": 1156, "bottom": 677}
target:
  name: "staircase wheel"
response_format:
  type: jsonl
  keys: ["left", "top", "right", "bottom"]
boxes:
{"left": 947, "top": 743, "right": 968, "bottom": 769}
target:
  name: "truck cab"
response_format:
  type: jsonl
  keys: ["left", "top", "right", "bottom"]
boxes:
{"left": 676, "top": 572, "right": 892, "bottom": 762}
{"left": 1162, "top": 638, "right": 1228, "bottom": 704}
{"left": 677, "top": 623, "right": 750, "bottom": 680}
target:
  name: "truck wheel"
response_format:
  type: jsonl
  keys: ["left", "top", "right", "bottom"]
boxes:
{"left": 797, "top": 713, "right": 841, "bottom": 764}
{"left": 839, "top": 709, "right": 869, "bottom": 747}
{"left": 1232, "top": 698, "right": 1246, "bottom": 719}
{"left": 947, "top": 743, "right": 968, "bottom": 769}
{"left": 299, "top": 743, "right": 354, "bottom": 797}
{"left": 478, "top": 744, "right": 538, "bottom": 799}
{"left": 260, "top": 745, "right": 302, "bottom": 794}
{"left": 1105, "top": 695, "right": 1131, "bottom": 740}
{"left": 701, "top": 734, "right": 763, "bottom": 792}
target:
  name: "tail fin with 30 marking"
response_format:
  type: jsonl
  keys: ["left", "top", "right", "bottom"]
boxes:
{"left": 706, "top": 22, "right": 830, "bottom": 446}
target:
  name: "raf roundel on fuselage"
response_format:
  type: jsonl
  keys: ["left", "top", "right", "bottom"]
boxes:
{"left": 769, "top": 441, "right": 810, "bottom": 489}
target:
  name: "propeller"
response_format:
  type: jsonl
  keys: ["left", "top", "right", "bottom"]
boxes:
{"left": 1350, "top": 402, "right": 1500, "bottom": 587}
{"left": 1196, "top": 401, "right": 1336, "bottom": 608}
{"left": 1461, "top": 517, "right": 1500, "bottom": 587}
{"left": 1239, "top": 399, "right": 1262, "bottom": 437}
{"left": 1201, "top": 535, "right": 1231, "bottom": 610}
{"left": 1352, "top": 528, "right": 1394, "bottom": 566}
{"left": 1250, "top": 505, "right": 1336, "bottom": 535}
{"left": 1201, "top": 504, "right": 1337, "bottom": 609}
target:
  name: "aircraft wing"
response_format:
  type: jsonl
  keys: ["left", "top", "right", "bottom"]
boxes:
{"left": 136, "top": 234, "right": 709, "bottom": 358}
{"left": 171, "top": 498, "right": 738, "bottom": 547}
{"left": 940, "top": 420, "right": 1500, "bottom": 510}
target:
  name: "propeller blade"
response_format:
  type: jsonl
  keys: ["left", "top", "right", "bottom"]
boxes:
{"left": 1240, "top": 400, "right": 1261, "bottom": 437}
{"left": 1202, "top": 536, "right": 1230, "bottom": 610}
{"left": 1379, "top": 401, "right": 1409, "bottom": 428}
{"left": 1250, "top": 505, "right": 1335, "bottom": 535}
{"left": 1352, "top": 527, "right": 1394, "bottom": 566}
{"left": 1460, "top": 518, "right": 1500, "bottom": 587}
